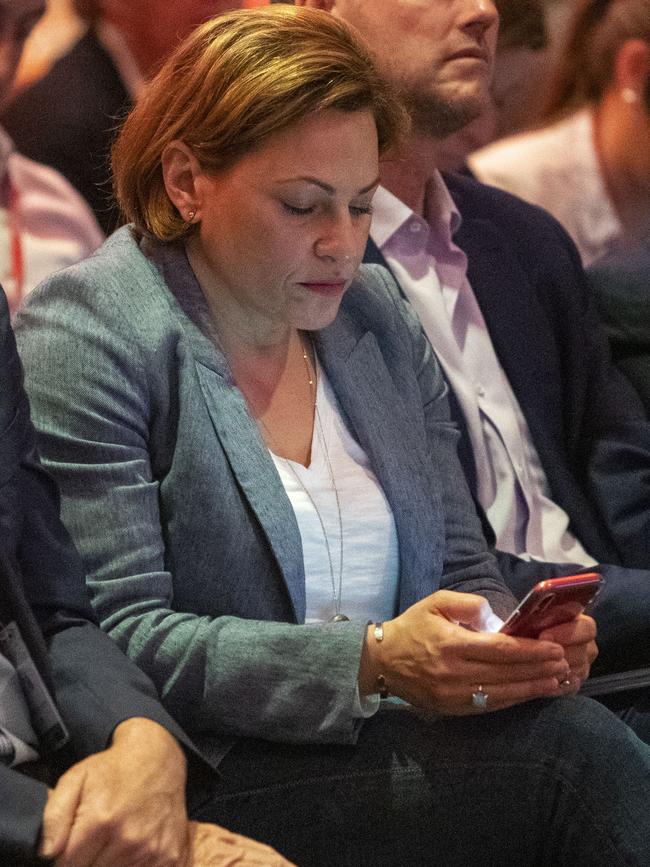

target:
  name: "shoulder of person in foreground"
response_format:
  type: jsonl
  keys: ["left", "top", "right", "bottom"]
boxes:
{"left": 2, "top": 282, "right": 215, "bottom": 819}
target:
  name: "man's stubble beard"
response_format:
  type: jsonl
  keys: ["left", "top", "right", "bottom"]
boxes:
{"left": 395, "top": 70, "right": 489, "bottom": 140}
{"left": 405, "top": 88, "right": 486, "bottom": 139}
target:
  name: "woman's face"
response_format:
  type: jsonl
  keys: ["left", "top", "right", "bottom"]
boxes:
{"left": 187, "top": 108, "right": 380, "bottom": 340}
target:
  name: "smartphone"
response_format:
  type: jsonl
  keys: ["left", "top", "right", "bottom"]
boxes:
{"left": 500, "top": 572, "right": 603, "bottom": 638}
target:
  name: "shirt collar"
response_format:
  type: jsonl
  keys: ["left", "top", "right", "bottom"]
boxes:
{"left": 371, "top": 170, "right": 462, "bottom": 250}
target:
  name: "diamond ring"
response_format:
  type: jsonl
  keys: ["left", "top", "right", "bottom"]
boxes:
{"left": 471, "top": 684, "right": 489, "bottom": 711}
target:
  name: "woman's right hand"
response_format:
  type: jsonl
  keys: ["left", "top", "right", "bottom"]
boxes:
{"left": 358, "top": 590, "right": 572, "bottom": 715}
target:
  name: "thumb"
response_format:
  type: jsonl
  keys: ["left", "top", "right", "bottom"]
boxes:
{"left": 429, "top": 590, "right": 499, "bottom": 631}
{"left": 38, "top": 767, "right": 85, "bottom": 859}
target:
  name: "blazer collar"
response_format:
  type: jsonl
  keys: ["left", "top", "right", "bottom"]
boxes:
{"left": 368, "top": 183, "right": 565, "bottom": 472}
{"left": 145, "top": 237, "right": 307, "bottom": 619}
{"left": 147, "top": 237, "right": 438, "bottom": 617}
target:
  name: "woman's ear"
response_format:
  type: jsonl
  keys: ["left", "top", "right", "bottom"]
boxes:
{"left": 613, "top": 39, "right": 650, "bottom": 108}
{"left": 162, "top": 140, "right": 203, "bottom": 223}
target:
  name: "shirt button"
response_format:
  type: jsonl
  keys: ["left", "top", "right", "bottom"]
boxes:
{"left": 410, "top": 221, "right": 422, "bottom": 233}
{"left": 476, "top": 384, "right": 485, "bottom": 397}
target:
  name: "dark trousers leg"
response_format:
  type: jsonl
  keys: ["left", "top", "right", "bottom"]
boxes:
{"left": 193, "top": 696, "right": 650, "bottom": 867}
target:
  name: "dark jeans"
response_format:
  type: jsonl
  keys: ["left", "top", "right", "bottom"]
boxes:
{"left": 194, "top": 696, "right": 650, "bottom": 867}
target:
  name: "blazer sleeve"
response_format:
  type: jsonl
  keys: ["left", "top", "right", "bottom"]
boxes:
{"left": 1, "top": 287, "right": 214, "bottom": 814}
{"left": 15, "top": 273, "right": 374, "bottom": 746}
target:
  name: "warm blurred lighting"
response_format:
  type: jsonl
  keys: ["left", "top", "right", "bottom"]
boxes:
{"left": 14, "top": 0, "right": 84, "bottom": 91}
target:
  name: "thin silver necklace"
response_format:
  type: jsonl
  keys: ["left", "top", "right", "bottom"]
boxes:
{"left": 262, "top": 334, "right": 347, "bottom": 623}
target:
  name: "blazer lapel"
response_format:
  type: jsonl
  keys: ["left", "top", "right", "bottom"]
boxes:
{"left": 315, "top": 317, "right": 443, "bottom": 613}
{"left": 151, "top": 239, "right": 306, "bottom": 622}
{"left": 195, "top": 359, "right": 306, "bottom": 622}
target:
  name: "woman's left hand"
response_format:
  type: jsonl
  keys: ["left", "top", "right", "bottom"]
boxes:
{"left": 539, "top": 614, "right": 598, "bottom": 693}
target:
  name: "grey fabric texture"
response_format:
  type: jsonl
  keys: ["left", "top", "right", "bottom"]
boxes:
{"left": 16, "top": 227, "right": 514, "bottom": 763}
{"left": 0, "top": 731, "right": 15, "bottom": 765}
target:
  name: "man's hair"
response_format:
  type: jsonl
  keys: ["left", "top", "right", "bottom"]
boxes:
{"left": 495, "top": 0, "right": 548, "bottom": 52}
{"left": 73, "top": 0, "right": 101, "bottom": 23}
{"left": 112, "top": 6, "right": 406, "bottom": 241}
{"left": 541, "top": 0, "right": 650, "bottom": 121}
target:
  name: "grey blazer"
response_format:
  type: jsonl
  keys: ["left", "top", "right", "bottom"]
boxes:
{"left": 16, "top": 227, "right": 514, "bottom": 764}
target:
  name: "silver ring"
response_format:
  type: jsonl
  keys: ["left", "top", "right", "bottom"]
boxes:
{"left": 471, "top": 685, "right": 488, "bottom": 711}
{"left": 560, "top": 678, "right": 572, "bottom": 687}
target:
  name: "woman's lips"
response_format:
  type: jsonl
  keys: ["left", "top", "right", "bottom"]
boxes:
{"left": 298, "top": 282, "right": 347, "bottom": 295}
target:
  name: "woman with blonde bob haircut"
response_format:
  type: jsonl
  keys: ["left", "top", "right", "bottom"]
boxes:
{"left": 112, "top": 7, "right": 405, "bottom": 241}
{"left": 16, "top": 7, "right": 650, "bottom": 866}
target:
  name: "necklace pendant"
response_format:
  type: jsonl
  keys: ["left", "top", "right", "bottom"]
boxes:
{"left": 330, "top": 613, "right": 350, "bottom": 623}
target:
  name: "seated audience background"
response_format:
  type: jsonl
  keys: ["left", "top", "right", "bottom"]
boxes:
{"left": 0, "top": 283, "right": 290, "bottom": 866}
{"left": 588, "top": 240, "right": 650, "bottom": 414}
{"left": 2, "top": 0, "right": 245, "bottom": 234}
{"left": 15, "top": 8, "right": 650, "bottom": 865}
{"left": 469, "top": 0, "right": 650, "bottom": 266}
{"left": 0, "top": 0, "right": 102, "bottom": 316}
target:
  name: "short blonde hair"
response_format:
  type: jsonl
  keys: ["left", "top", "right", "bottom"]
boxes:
{"left": 112, "top": 6, "right": 406, "bottom": 241}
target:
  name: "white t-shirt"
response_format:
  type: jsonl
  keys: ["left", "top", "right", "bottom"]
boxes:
{"left": 271, "top": 360, "right": 400, "bottom": 626}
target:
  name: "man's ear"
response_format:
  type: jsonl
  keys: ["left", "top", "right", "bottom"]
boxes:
{"left": 294, "top": 0, "right": 336, "bottom": 10}
{"left": 161, "top": 140, "right": 203, "bottom": 222}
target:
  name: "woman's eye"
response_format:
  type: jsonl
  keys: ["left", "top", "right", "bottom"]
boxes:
{"left": 350, "top": 205, "right": 373, "bottom": 217}
{"left": 282, "top": 202, "right": 315, "bottom": 216}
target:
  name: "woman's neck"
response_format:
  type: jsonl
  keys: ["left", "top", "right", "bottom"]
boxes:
{"left": 593, "top": 99, "right": 650, "bottom": 242}
{"left": 185, "top": 236, "right": 293, "bottom": 357}
{"left": 185, "top": 238, "right": 316, "bottom": 464}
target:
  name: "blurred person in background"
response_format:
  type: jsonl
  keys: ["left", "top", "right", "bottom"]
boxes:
{"left": 2, "top": 0, "right": 244, "bottom": 233}
{"left": 470, "top": 0, "right": 650, "bottom": 266}
{"left": 587, "top": 239, "right": 650, "bottom": 413}
{"left": 0, "top": 0, "right": 102, "bottom": 316}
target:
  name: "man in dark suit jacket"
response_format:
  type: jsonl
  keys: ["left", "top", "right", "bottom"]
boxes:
{"left": 1, "top": 0, "right": 244, "bottom": 234}
{"left": 0, "top": 283, "right": 290, "bottom": 865}
{"left": 299, "top": 0, "right": 650, "bottom": 683}
{"left": 364, "top": 177, "right": 650, "bottom": 680}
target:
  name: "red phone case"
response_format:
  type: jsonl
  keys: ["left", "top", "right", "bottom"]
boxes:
{"left": 500, "top": 572, "right": 603, "bottom": 638}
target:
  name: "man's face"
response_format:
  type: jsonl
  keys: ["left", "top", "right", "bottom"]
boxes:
{"left": 0, "top": 0, "right": 45, "bottom": 108}
{"left": 331, "top": 0, "right": 499, "bottom": 138}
